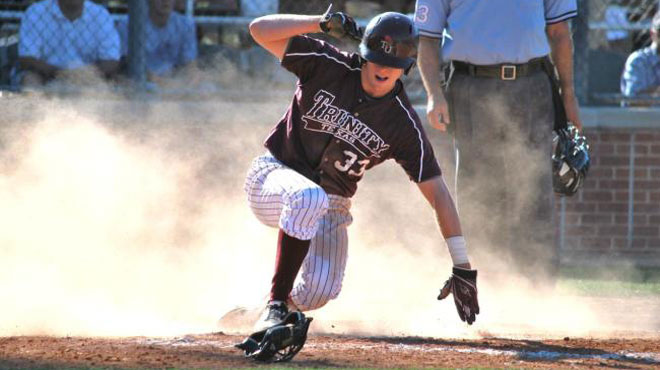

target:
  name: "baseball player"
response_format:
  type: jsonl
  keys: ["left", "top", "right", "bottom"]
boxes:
{"left": 238, "top": 6, "right": 479, "bottom": 332}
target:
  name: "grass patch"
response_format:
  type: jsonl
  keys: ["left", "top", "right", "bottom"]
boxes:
{"left": 557, "top": 265, "right": 660, "bottom": 296}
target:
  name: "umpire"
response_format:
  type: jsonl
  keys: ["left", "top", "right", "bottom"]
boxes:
{"left": 414, "top": 0, "right": 583, "bottom": 280}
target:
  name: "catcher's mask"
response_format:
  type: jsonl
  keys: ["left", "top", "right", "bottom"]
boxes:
{"left": 552, "top": 125, "right": 590, "bottom": 196}
{"left": 235, "top": 311, "right": 313, "bottom": 362}
{"left": 359, "top": 12, "right": 418, "bottom": 74}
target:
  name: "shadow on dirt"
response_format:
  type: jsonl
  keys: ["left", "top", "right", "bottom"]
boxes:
{"left": 355, "top": 335, "right": 660, "bottom": 367}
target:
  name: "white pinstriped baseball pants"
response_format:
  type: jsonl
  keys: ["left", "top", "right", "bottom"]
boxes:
{"left": 244, "top": 153, "right": 353, "bottom": 311}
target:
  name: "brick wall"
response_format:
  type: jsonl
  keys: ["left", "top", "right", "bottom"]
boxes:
{"left": 559, "top": 128, "right": 660, "bottom": 266}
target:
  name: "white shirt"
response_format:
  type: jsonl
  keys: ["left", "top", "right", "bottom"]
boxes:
{"left": 116, "top": 13, "right": 197, "bottom": 76}
{"left": 19, "top": 0, "right": 120, "bottom": 69}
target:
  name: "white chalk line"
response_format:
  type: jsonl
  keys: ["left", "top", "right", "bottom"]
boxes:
{"left": 137, "top": 337, "right": 660, "bottom": 364}
{"left": 307, "top": 343, "right": 660, "bottom": 364}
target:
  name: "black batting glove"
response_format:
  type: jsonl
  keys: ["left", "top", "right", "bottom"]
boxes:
{"left": 319, "top": 4, "right": 363, "bottom": 41}
{"left": 438, "top": 267, "right": 480, "bottom": 325}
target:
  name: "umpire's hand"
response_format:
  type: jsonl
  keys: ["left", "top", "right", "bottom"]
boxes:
{"left": 438, "top": 266, "right": 480, "bottom": 325}
{"left": 426, "top": 94, "right": 451, "bottom": 132}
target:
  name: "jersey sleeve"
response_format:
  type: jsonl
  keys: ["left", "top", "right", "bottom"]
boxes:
{"left": 281, "top": 35, "right": 353, "bottom": 84}
{"left": 414, "top": 0, "right": 450, "bottom": 39}
{"left": 544, "top": 0, "right": 578, "bottom": 24}
{"left": 392, "top": 106, "right": 442, "bottom": 183}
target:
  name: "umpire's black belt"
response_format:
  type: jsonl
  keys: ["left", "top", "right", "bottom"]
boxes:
{"left": 452, "top": 57, "right": 547, "bottom": 80}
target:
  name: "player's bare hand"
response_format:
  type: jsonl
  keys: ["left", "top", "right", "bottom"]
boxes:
{"left": 320, "top": 4, "right": 364, "bottom": 41}
{"left": 426, "top": 95, "right": 450, "bottom": 132}
{"left": 438, "top": 267, "right": 479, "bottom": 325}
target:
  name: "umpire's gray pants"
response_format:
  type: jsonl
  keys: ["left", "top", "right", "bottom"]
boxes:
{"left": 446, "top": 69, "right": 557, "bottom": 277}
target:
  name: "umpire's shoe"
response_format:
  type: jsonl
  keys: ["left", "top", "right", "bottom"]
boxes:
{"left": 253, "top": 301, "right": 288, "bottom": 332}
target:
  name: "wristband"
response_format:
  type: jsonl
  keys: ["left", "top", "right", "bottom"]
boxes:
{"left": 446, "top": 236, "right": 469, "bottom": 265}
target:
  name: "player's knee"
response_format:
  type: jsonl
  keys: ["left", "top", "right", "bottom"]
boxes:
{"left": 290, "top": 186, "right": 329, "bottom": 214}
{"left": 280, "top": 186, "right": 329, "bottom": 240}
{"left": 311, "top": 283, "right": 342, "bottom": 310}
{"left": 294, "top": 272, "right": 343, "bottom": 311}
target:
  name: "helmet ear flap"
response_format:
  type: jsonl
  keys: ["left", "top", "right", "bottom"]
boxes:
{"left": 404, "top": 62, "right": 414, "bottom": 75}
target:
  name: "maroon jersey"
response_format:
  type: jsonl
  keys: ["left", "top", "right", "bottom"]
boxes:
{"left": 265, "top": 35, "right": 441, "bottom": 198}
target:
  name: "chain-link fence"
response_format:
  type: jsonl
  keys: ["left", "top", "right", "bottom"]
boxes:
{"left": 0, "top": 0, "right": 200, "bottom": 92}
{"left": 576, "top": 0, "right": 659, "bottom": 105}
{"left": 0, "top": 0, "right": 658, "bottom": 103}
{"left": 590, "top": 0, "right": 658, "bottom": 53}
{"left": 0, "top": 0, "right": 421, "bottom": 98}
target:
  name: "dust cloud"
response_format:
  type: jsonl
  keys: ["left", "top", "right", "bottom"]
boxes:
{"left": 308, "top": 161, "right": 602, "bottom": 340}
{"left": 0, "top": 97, "right": 283, "bottom": 337}
{"left": 0, "top": 93, "right": 656, "bottom": 340}
{"left": 309, "top": 97, "right": 659, "bottom": 340}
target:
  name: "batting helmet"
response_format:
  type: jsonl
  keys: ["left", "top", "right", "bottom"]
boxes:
{"left": 552, "top": 125, "right": 590, "bottom": 196}
{"left": 359, "top": 12, "right": 418, "bottom": 73}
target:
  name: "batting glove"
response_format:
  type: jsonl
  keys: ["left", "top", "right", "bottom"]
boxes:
{"left": 438, "top": 267, "right": 480, "bottom": 325}
{"left": 319, "top": 4, "right": 363, "bottom": 41}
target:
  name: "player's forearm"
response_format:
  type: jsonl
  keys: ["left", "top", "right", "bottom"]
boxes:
{"left": 417, "top": 176, "right": 463, "bottom": 238}
{"left": 417, "top": 36, "right": 445, "bottom": 100}
{"left": 433, "top": 185, "right": 462, "bottom": 239}
{"left": 420, "top": 178, "right": 471, "bottom": 268}
{"left": 249, "top": 14, "right": 322, "bottom": 44}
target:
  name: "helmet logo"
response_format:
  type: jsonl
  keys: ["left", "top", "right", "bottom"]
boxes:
{"left": 380, "top": 35, "right": 393, "bottom": 54}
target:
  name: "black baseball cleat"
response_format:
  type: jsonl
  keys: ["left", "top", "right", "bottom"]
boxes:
{"left": 236, "top": 311, "right": 314, "bottom": 362}
{"left": 253, "top": 301, "right": 288, "bottom": 332}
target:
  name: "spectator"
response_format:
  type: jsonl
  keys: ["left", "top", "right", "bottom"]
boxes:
{"left": 116, "top": 0, "right": 197, "bottom": 79}
{"left": 620, "top": 10, "right": 660, "bottom": 96}
{"left": 18, "top": 0, "right": 120, "bottom": 85}
{"left": 240, "top": 0, "right": 277, "bottom": 16}
{"left": 604, "top": 0, "right": 631, "bottom": 54}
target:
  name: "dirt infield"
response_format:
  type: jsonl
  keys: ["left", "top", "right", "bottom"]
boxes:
{"left": 1, "top": 333, "right": 659, "bottom": 369}
{"left": 1, "top": 99, "right": 659, "bottom": 369}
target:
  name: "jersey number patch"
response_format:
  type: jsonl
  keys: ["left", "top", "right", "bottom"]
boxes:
{"left": 334, "top": 150, "right": 370, "bottom": 178}
{"left": 415, "top": 5, "right": 429, "bottom": 23}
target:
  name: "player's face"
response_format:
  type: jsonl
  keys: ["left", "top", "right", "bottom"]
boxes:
{"left": 361, "top": 61, "right": 404, "bottom": 98}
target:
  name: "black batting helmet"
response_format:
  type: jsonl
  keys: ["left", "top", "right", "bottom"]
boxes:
{"left": 359, "top": 12, "right": 418, "bottom": 72}
{"left": 552, "top": 125, "right": 590, "bottom": 196}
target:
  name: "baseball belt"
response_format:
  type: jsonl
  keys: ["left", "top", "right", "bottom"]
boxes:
{"left": 452, "top": 57, "right": 546, "bottom": 80}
